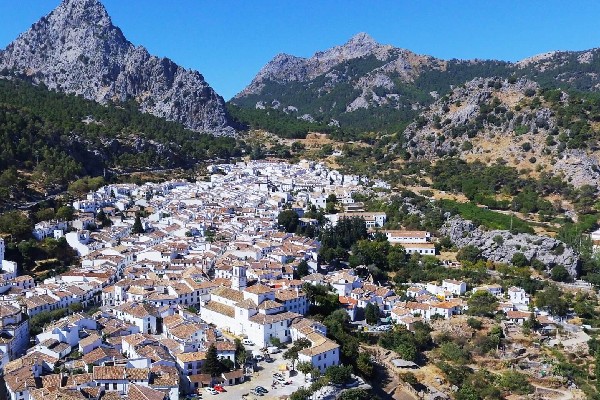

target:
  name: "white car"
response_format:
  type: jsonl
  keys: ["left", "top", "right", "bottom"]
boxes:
{"left": 205, "top": 387, "right": 218, "bottom": 395}
{"left": 242, "top": 339, "right": 254, "bottom": 346}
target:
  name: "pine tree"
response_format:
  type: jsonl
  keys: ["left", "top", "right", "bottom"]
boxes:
{"left": 203, "top": 344, "right": 222, "bottom": 377}
{"left": 234, "top": 339, "right": 247, "bottom": 368}
{"left": 132, "top": 214, "right": 144, "bottom": 234}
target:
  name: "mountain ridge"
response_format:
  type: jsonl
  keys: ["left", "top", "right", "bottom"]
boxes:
{"left": 0, "top": 0, "right": 235, "bottom": 136}
{"left": 233, "top": 32, "right": 600, "bottom": 132}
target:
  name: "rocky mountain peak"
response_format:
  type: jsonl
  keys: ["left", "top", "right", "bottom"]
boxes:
{"left": 343, "top": 32, "right": 378, "bottom": 51}
{"left": 54, "top": 0, "right": 112, "bottom": 27}
{"left": 0, "top": 0, "right": 233, "bottom": 136}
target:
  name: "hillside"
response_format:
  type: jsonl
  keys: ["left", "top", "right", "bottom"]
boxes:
{"left": 234, "top": 33, "right": 600, "bottom": 134}
{"left": 401, "top": 76, "right": 600, "bottom": 188}
{"left": 0, "top": 0, "right": 234, "bottom": 135}
{"left": 0, "top": 78, "right": 240, "bottom": 206}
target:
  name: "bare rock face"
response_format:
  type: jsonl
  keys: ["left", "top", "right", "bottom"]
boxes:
{"left": 552, "top": 150, "right": 600, "bottom": 188}
{"left": 235, "top": 32, "right": 444, "bottom": 100}
{"left": 440, "top": 216, "right": 579, "bottom": 277}
{"left": 0, "top": 0, "right": 234, "bottom": 136}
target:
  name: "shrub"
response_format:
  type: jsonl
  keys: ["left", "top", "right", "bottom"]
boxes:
{"left": 511, "top": 252, "right": 529, "bottom": 267}
{"left": 551, "top": 265, "right": 570, "bottom": 282}
{"left": 467, "top": 317, "right": 483, "bottom": 330}
{"left": 457, "top": 245, "right": 482, "bottom": 263}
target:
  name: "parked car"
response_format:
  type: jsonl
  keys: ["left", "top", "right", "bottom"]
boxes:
{"left": 255, "top": 386, "right": 269, "bottom": 394}
{"left": 251, "top": 389, "right": 264, "bottom": 396}
{"left": 267, "top": 346, "right": 281, "bottom": 354}
{"left": 213, "top": 385, "right": 226, "bottom": 392}
{"left": 204, "top": 387, "right": 218, "bottom": 395}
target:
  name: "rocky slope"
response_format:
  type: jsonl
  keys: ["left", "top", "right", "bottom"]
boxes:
{"left": 237, "top": 32, "right": 443, "bottom": 98}
{"left": 232, "top": 33, "right": 459, "bottom": 130}
{"left": 441, "top": 216, "right": 579, "bottom": 276}
{"left": 234, "top": 33, "right": 600, "bottom": 133}
{"left": 401, "top": 76, "right": 600, "bottom": 188}
{"left": 0, "top": 0, "right": 234, "bottom": 136}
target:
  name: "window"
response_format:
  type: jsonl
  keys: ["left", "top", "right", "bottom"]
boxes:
{"left": 113, "top": 383, "right": 117, "bottom": 390}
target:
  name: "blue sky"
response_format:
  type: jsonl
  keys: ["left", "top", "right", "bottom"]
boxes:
{"left": 1, "top": 1, "right": 599, "bottom": 100}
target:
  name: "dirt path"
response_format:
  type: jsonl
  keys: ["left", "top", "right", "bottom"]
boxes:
{"left": 531, "top": 383, "right": 574, "bottom": 400}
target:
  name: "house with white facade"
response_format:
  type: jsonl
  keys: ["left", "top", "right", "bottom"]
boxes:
{"left": 114, "top": 302, "right": 158, "bottom": 334}
{"left": 442, "top": 279, "right": 467, "bottom": 296}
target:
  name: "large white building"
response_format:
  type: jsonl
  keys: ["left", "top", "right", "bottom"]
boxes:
{"left": 326, "top": 212, "right": 386, "bottom": 228}
{"left": 383, "top": 230, "right": 436, "bottom": 256}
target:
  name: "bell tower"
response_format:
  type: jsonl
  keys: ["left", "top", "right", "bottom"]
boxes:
{"left": 231, "top": 264, "right": 247, "bottom": 291}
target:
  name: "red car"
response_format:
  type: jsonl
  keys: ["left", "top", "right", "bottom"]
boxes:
{"left": 213, "top": 385, "right": 226, "bottom": 393}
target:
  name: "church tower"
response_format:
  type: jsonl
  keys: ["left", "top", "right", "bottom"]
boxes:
{"left": 231, "top": 264, "right": 247, "bottom": 291}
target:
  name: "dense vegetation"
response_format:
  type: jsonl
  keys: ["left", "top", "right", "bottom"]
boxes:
{"left": 0, "top": 78, "right": 242, "bottom": 202}
{"left": 227, "top": 104, "right": 340, "bottom": 139}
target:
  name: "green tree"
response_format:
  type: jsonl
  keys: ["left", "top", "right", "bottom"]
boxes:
{"left": 466, "top": 317, "right": 483, "bottom": 330}
{"left": 202, "top": 344, "right": 222, "bottom": 377}
{"left": 456, "top": 245, "right": 482, "bottom": 263}
{"left": 35, "top": 208, "right": 55, "bottom": 222}
{"left": 496, "top": 370, "right": 533, "bottom": 395}
{"left": 297, "top": 361, "right": 313, "bottom": 382}
{"left": 96, "top": 209, "right": 112, "bottom": 228}
{"left": 355, "top": 352, "right": 374, "bottom": 379}
{"left": 325, "top": 364, "right": 353, "bottom": 384}
{"left": 325, "top": 194, "right": 338, "bottom": 214}
{"left": 284, "top": 338, "right": 311, "bottom": 371}
{"left": 55, "top": 206, "right": 75, "bottom": 221}
{"left": 351, "top": 239, "right": 391, "bottom": 270}
{"left": 439, "top": 342, "right": 470, "bottom": 365}
{"left": 278, "top": 209, "right": 299, "bottom": 233}
{"left": 234, "top": 339, "right": 247, "bottom": 368}
{"left": 294, "top": 259, "right": 310, "bottom": 279}
{"left": 0, "top": 210, "right": 33, "bottom": 241}
{"left": 511, "top": 252, "right": 529, "bottom": 267}
{"left": 456, "top": 384, "right": 480, "bottom": 400}
{"left": 364, "top": 302, "right": 380, "bottom": 325}
{"left": 68, "top": 302, "right": 83, "bottom": 313}
{"left": 535, "top": 285, "right": 569, "bottom": 317}
{"left": 303, "top": 283, "right": 340, "bottom": 316}
{"left": 283, "top": 347, "right": 300, "bottom": 371}
{"left": 551, "top": 265, "right": 570, "bottom": 282}
{"left": 467, "top": 291, "right": 498, "bottom": 317}
{"left": 289, "top": 388, "right": 312, "bottom": 400}
{"left": 270, "top": 336, "right": 283, "bottom": 349}
{"left": 132, "top": 214, "right": 144, "bottom": 234}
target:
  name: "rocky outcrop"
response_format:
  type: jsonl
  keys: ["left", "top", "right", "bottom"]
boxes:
{"left": 403, "top": 77, "right": 550, "bottom": 159}
{"left": 237, "top": 33, "right": 398, "bottom": 95}
{"left": 552, "top": 150, "right": 600, "bottom": 188}
{"left": 234, "top": 32, "right": 445, "bottom": 104}
{"left": 0, "top": 0, "right": 234, "bottom": 136}
{"left": 440, "top": 216, "right": 579, "bottom": 276}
